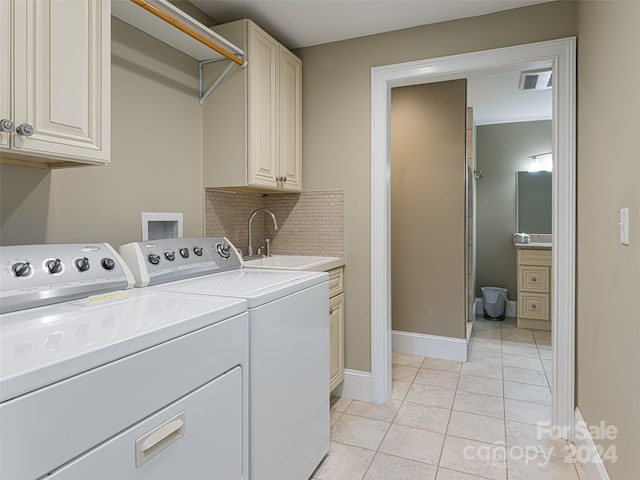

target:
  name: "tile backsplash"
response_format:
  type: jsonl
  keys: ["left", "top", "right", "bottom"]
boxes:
{"left": 205, "top": 191, "right": 265, "bottom": 256}
{"left": 205, "top": 190, "right": 345, "bottom": 259}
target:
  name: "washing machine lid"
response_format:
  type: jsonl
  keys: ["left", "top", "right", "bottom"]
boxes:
{"left": 155, "top": 268, "right": 328, "bottom": 308}
{"left": 0, "top": 289, "right": 246, "bottom": 402}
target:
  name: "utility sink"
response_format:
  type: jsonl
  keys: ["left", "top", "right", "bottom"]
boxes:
{"left": 243, "top": 255, "right": 344, "bottom": 272}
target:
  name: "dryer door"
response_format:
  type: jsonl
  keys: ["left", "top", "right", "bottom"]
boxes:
{"left": 48, "top": 366, "right": 244, "bottom": 480}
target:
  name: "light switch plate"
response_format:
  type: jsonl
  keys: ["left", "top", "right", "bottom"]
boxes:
{"left": 619, "top": 208, "right": 630, "bottom": 245}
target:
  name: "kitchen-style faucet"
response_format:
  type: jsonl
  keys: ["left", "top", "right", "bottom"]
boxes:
{"left": 247, "top": 209, "right": 278, "bottom": 257}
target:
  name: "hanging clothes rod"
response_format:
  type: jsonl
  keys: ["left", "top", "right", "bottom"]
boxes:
{"left": 129, "top": 0, "right": 244, "bottom": 66}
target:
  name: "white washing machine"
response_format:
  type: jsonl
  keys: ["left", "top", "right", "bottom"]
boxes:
{"left": 120, "top": 237, "right": 330, "bottom": 480}
{"left": 0, "top": 243, "right": 249, "bottom": 480}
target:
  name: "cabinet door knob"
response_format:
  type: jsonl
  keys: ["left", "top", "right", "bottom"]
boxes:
{"left": 329, "top": 307, "right": 334, "bottom": 315}
{"left": 282, "top": 176, "right": 287, "bottom": 182}
{"left": 16, "top": 123, "right": 35, "bottom": 136}
{"left": 0, "top": 119, "right": 14, "bottom": 132}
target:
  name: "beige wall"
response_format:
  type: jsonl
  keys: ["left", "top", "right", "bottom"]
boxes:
{"left": 576, "top": 1, "right": 640, "bottom": 477}
{"left": 476, "top": 121, "right": 552, "bottom": 300}
{"left": 0, "top": 18, "right": 206, "bottom": 247}
{"left": 295, "top": 1, "right": 577, "bottom": 371}
{"left": 391, "top": 81, "right": 467, "bottom": 339}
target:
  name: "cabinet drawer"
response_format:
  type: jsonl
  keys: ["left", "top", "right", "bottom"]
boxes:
{"left": 328, "top": 267, "right": 344, "bottom": 297}
{"left": 518, "top": 248, "right": 551, "bottom": 266}
{"left": 518, "top": 293, "right": 550, "bottom": 320}
{"left": 519, "top": 266, "right": 550, "bottom": 292}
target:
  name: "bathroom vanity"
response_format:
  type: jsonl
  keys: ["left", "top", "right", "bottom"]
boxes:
{"left": 516, "top": 244, "right": 552, "bottom": 331}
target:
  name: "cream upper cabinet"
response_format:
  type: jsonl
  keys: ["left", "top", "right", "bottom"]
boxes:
{"left": 0, "top": 0, "right": 11, "bottom": 151}
{"left": 204, "top": 19, "right": 302, "bottom": 192}
{"left": 278, "top": 47, "right": 302, "bottom": 191}
{"left": 0, "top": 0, "right": 110, "bottom": 167}
{"left": 247, "top": 25, "right": 279, "bottom": 188}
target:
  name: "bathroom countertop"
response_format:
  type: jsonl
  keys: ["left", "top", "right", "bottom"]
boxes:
{"left": 514, "top": 242, "right": 552, "bottom": 249}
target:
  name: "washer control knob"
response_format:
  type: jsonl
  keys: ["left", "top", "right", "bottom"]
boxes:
{"left": 101, "top": 258, "right": 115, "bottom": 270}
{"left": 75, "top": 257, "right": 90, "bottom": 272}
{"left": 216, "top": 243, "right": 231, "bottom": 259}
{"left": 179, "top": 248, "right": 190, "bottom": 259}
{"left": 46, "top": 258, "right": 63, "bottom": 274}
{"left": 12, "top": 261, "right": 32, "bottom": 277}
{"left": 164, "top": 251, "right": 175, "bottom": 261}
{"left": 148, "top": 254, "right": 161, "bottom": 265}
{"left": 193, "top": 247, "right": 203, "bottom": 256}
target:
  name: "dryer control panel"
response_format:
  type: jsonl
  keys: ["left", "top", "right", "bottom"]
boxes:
{"left": 0, "top": 243, "right": 134, "bottom": 314}
{"left": 119, "top": 237, "right": 242, "bottom": 287}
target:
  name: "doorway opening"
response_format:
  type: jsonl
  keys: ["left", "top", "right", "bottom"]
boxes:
{"left": 371, "top": 38, "right": 576, "bottom": 437}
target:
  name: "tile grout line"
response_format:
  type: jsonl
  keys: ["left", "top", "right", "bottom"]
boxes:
{"left": 500, "top": 319, "right": 510, "bottom": 480}
{"left": 356, "top": 360, "right": 417, "bottom": 480}
{"left": 435, "top": 355, "right": 464, "bottom": 477}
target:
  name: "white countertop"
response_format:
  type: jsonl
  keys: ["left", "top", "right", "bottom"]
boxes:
{"left": 514, "top": 242, "right": 552, "bottom": 249}
{"left": 243, "top": 255, "right": 345, "bottom": 272}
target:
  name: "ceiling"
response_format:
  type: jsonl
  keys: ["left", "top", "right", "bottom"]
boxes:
{"left": 189, "top": 0, "right": 553, "bottom": 125}
{"left": 191, "top": 0, "right": 553, "bottom": 49}
{"left": 467, "top": 68, "right": 552, "bottom": 125}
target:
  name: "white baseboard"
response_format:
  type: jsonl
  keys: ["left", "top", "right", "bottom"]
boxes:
{"left": 475, "top": 298, "right": 483, "bottom": 316}
{"left": 333, "top": 369, "right": 372, "bottom": 402}
{"left": 574, "top": 408, "right": 610, "bottom": 480}
{"left": 474, "top": 298, "right": 517, "bottom": 318}
{"left": 392, "top": 330, "right": 467, "bottom": 362}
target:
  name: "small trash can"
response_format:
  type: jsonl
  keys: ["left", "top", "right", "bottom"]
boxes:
{"left": 481, "top": 287, "right": 508, "bottom": 320}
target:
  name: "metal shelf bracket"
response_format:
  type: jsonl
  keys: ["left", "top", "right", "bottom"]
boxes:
{"left": 199, "top": 57, "right": 247, "bottom": 105}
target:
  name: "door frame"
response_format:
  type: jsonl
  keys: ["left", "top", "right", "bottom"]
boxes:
{"left": 370, "top": 38, "right": 576, "bottom": 436}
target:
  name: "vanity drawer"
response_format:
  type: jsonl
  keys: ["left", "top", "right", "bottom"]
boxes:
{"left": 328, "top": 267, "right": 344, "bottom": 298}
{"left": 518, "top": 248, "right": 551, "bottom": 266}
{"left": 519, "top": 266, "right": 550, "bottom": 292}
{"left": 518, "top": 292, "right": 550, "bottom": 320}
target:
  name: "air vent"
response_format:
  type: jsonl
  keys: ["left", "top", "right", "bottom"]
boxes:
{"left": 519, "top": 69, "right": 552, "bottom": 90}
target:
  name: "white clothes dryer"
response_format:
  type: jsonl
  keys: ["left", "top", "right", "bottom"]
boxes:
{"left": 0, "top": 243, "right": 249, "bottom": 480}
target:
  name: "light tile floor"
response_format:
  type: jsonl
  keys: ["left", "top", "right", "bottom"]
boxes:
{"left": 314, "top": 317, "right": 586, "bottom": 480}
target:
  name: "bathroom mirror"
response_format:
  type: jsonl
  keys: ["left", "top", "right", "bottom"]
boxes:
{"left": 516, "top": 171, "right": 552, "bottom": 233}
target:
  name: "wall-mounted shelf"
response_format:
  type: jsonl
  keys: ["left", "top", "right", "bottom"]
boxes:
{"left": 112, "top": 0, "right": 246, "bottom": 104}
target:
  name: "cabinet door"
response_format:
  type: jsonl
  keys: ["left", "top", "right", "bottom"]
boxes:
{"left": 11, "top": 0, "right": 110, "bottom": 163}
{"left": 279, "top": 47, "right": 302, "bottom": 191}
{"left": 329, "top": 293, "right": 345, "bottom": 392}
{"left": 0, "top": 0, "right": 11, "bottom": 150}
{"left": 247, "top": 24, "right": 278, "bottom": 188}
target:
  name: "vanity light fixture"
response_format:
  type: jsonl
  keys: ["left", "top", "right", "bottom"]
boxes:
{"left": 528, "top": 152, "right": 552, "bottom": 172}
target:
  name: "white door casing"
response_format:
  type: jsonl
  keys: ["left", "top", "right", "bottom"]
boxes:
{"left": 370, "top": 38, "right": 576, "bottom": 438}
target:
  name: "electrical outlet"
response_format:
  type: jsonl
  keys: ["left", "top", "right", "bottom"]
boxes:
{"left": 619, "top": 208, "right": 630, "bottom": 246}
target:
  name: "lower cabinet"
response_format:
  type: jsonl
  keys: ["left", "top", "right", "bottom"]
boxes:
{"left": 517, "top": 247, "right": 552, "bottom": 331}
{"left": 329, "top": 293, "right": 345, "bottom": 393}
{"left": 328, "top": 267, "right": 345, "bottom": 393}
